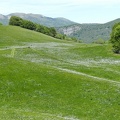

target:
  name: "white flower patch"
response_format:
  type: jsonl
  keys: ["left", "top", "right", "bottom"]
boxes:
{"left": 25, "top": 42, "right": 73, "bottom": 49}
{"left": 69, "top": 58, "right": 120, "bottom": 67}
{"left": 40, "top": 113, "right": 79, "bottom": 120}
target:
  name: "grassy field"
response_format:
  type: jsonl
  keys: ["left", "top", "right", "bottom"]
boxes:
{"left": 0, "top": 25, "right": 120, "bottom": 120}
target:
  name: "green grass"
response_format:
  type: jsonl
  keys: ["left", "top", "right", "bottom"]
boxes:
{"left": 0, "top": 25, "right": 120, "bottom": 120}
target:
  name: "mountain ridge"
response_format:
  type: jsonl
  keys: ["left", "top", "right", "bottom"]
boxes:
{"left": 56, "top": 18, "right": 120, "bottom": 43}
{"left": 0, "top": 13, "right": 76, "bottom": 27}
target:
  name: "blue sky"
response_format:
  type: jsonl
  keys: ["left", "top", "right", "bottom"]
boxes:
{"left": 0, "top": 0, "right": 120, "bottom": 23}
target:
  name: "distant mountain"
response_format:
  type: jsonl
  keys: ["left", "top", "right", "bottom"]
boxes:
{"left": 0, "top": 13, "right": 76, "bottom": 27}
{"left": 56, "top": 18, "right": 120, "bottom": 43}
{"left": 0, "top": 14, "right": 9, "bottom": 25}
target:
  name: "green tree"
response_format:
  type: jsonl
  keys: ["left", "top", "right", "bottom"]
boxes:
{"left": 49, "top": 27, "right": 57, "bottom": 37}
{"left": 22, "top": 20, "right": 36, "bottom": 30}
{"left": 36, "top": 24, "right": 44, "bottom": 33}
{"left": 9, "top": 16, "right": 23, "bottom": 26}
{"left": 110, "top": 22, "right": 120, "bottom": 53}
{"left": 55, "top": 34, "right": 66, "bottom": 39}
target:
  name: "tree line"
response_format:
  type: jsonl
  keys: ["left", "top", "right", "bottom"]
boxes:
{"left": 9, "top": 16, "right": 60, "bottom": 38}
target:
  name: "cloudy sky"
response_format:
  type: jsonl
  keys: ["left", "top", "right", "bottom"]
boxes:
{"left": 0, "top": 0, "right": 120, "bottom": 23}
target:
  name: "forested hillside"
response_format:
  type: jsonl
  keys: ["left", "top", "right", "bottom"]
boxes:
{"left": 56, "top": 18, "right": 120, "bottom": 43}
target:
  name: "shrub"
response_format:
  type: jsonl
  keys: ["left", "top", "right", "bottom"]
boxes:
{"left": 110, "top": 22, "right": 120, "bottom": 53}
{"left": 9, "top": 16, "right": 23, "bottom": 26}
{"left": 93, "top": 38, "right": 105, "bottom": 44}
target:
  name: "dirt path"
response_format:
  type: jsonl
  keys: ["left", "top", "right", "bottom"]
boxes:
{"left": 56, "top": 67, "right": 120, "bottom": 86}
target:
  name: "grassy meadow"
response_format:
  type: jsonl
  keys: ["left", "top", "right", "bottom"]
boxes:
{"left": 0, "top": 25, "right": 120, "bottom": 120}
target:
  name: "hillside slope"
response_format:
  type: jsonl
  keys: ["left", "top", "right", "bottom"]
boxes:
{"left": 57, "top": 18, "right": 120, "bottom": 43}
{"left": 0, "top": 13, "right": 76, "bottom": 27}
{"left": 0, "top": 25, "right": 120, "bottom": 120}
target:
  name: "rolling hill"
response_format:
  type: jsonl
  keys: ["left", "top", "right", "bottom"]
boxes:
{"left": 0, "top": 13, "right": 120, "bottom": 43}
{"left": 0, "top": 25, "right": 120, "bottom": 120}
{"left": 0, "top": 13, "right": 76, "bottom": 27}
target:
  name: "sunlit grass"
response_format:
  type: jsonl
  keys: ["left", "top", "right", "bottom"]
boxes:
{"left": 0, "top": 25, "right": 120, "bottom": 120}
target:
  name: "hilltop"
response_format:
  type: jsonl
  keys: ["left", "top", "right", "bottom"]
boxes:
{"left": 0, "top": 13, "right": 76, "bottom": 27}
{"left": 0, "top": 25, "right": 120, "bottom": 120}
